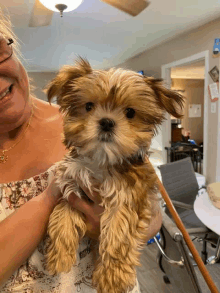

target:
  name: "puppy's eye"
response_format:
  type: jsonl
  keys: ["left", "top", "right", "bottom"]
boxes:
{"left": 126, "top": 108, "right": 135, "bottom": 119}
{"left": 85, "top": 102, "right": 94, "bottom": 112}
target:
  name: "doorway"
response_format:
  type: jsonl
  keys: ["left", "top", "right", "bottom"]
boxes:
{"left": 161, "top": 51, "right": 209, "bottom": 177}
{"left": 171, "top": 60, "right": 205, "bottom": 173}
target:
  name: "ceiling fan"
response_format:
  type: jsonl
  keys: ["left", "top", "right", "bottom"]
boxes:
{"left": 29, "top": 0, "right": 150, "bottom": 27}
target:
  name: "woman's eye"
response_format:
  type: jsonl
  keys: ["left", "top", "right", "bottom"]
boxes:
{"left": 126, "top": 108, "right": 135, "bottom": 119}
{"left": 85, "top": 102, "right": 94, "bottom": 112}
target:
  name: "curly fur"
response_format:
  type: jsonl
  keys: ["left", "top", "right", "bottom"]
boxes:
{"left": 45, "top": 57, "right": 185, "bottom": 293}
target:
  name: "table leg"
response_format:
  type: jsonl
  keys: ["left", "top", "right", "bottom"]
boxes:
{"left": 201, "top": 238, "right": 208, "bottom": 264}
{"left": 207, "top": 237, "right": 220, "bottom": 264}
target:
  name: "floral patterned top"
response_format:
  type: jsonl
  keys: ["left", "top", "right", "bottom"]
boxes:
{"left": 0, "top": 164, "right": 140, "bottom": 293}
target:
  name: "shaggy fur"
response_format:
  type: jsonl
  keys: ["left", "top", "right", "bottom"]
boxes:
{"left": 45, "top": 57, "right": 185, "bottom": 293}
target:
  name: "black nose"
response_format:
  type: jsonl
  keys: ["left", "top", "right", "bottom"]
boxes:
{"left": 99, "top": 118, "right": 115, "bottom": 132}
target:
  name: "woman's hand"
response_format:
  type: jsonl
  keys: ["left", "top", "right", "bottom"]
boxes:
{"left": 68, "top": 181, "right": 104, "bottom": 241}
{"left": 44, "top": 177, "right": 104, "bottom": 241}
{"left": 42, "top": 178, "right": 63, "bottom": 211}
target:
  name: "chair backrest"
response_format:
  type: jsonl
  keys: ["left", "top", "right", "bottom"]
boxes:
{"left": 158, "top": 157, "right": 199, "bottom": 206}
{"left": 156, "top": 212, "right": 202, "bottom": 293}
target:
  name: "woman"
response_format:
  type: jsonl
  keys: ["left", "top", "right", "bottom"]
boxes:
{"left": 0, "top": 9, "right": 162, "bottom": 292}
{"left": 182, "top": 129, "right": 191, "bottom": 142}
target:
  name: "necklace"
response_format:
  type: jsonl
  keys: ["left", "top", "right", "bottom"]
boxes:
{"left": 0, "top": 105, "right": 34, "bottom": 164}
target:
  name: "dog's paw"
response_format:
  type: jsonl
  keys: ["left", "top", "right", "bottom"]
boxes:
{"left": 92, "top": 261, "right": 136, "bottom": 293}
{"left": 46, "top": 242, "right": 77, "bottom": 275}
{"left": 45, "top": 201, "right": 86, "bottom": 275}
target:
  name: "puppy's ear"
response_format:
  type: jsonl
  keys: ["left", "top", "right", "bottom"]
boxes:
{"left": 45, "top": 57, "right": 92, "bottom": 105}
{"left": 144, "top": 77, "right": 185, "bottom": 119}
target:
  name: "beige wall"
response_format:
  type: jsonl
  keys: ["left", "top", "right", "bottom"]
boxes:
{"left": 28, "top": 72, "right": 57, "bottom": 102}
{"left": 172, "top": 79, "right": 204, "bottom": 145}
{"left": 117, "top": 17, "right": 220, "bottom": 184}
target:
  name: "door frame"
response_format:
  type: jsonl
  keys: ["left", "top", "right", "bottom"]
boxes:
{"left": 161, "top": 50, "right": 209, "bottom": 177}
{"left": 216, "top": 62, "right": 220, "bottom": 182}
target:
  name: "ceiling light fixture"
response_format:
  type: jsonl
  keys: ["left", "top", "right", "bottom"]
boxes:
{"left": 39, "top": 0, "right": 83, "bottom": 17}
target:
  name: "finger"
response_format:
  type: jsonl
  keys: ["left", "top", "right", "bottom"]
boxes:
{"left": 68, "top": 192, "right": 104, "bottom": 218}
{"left": 68, "top": 193, "right": 93, "bottom": 216}
{"left": 47, "top": 178, "right": 62, "bottom": 199}
{"left": 76, "top": 179, "right": 102, "bottom": 205}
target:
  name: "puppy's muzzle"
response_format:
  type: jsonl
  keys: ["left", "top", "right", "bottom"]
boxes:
{"left": 99, "top": 118, "right": 115, "bottom": 132}
{"left": 99, "top": 118, "right": 115, "bottom": 142}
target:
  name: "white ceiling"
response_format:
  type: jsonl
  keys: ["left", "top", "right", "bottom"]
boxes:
{"left": 1, "top": 0, "right": 220, "bottom": 72}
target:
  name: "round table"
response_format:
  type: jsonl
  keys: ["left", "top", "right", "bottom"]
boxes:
{"left": 194, "top": 191, "right": 220, "bottom": 235}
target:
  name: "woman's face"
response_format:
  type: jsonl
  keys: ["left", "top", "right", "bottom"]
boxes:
{"left": 0, "top": 35, "right": 31, "bottom": 134}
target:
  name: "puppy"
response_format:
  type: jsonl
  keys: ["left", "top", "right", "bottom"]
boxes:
{"left": 45, "top": 57, "right": 184, "bottom": 293}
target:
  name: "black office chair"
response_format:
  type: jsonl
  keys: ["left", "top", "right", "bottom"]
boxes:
{"left": 157, "top": 157, "right": 211, "bottom": 263}
{"left": 165, "top": 142, "right": 202, "bottom": 173}
{"left": 155, "top": 212, "right": 203, "bottom": 293}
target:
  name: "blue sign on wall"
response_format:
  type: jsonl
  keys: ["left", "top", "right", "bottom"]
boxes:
{"left": 213, "top": 38, "right": 220, "bottom": 55}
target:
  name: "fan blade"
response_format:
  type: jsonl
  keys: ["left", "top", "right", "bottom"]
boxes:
{"left": 100, "top": 0, "right": 150, "bottom": 16}
{"left": 29, "top": 0, "right": 53, "bottom": 27}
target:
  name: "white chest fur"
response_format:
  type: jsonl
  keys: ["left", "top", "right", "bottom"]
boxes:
{"left": 55, "top": 154, "right": 112, "bottom": 201}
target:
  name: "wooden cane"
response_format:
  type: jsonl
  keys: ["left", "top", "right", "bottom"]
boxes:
{"left": 155, "top": 174, "right": 219, "bottom": 293}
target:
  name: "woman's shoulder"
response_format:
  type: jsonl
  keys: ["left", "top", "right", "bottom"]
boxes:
{"left": 32, "top": 97, "right": 64, "bottom": 131}
{"left": 27, "top": 97, "right": 67, "bottom": 172}
{"left": 33, "top": 97, "right": 61, "bottom": 117}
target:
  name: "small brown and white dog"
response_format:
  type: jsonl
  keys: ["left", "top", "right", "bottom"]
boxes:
{"left": 45, "top": 58, "right": 184, "bottom": 293}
